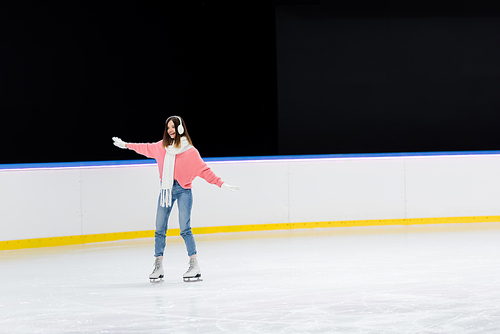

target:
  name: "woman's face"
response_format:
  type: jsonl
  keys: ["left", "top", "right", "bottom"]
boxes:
{"left": 167, "top": 120, "right": 176, "bottom": 139}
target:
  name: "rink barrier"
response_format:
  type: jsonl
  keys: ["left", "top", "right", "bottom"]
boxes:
{"left": 4, "top": 151, "right": 500, "bottom": 251}
{"left": 1, "top": 215, "right": 500, "bottom": 251}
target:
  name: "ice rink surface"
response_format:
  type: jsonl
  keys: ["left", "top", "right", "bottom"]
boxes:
{"left": 1, "top": 223, "right": 500, "bottom": 333}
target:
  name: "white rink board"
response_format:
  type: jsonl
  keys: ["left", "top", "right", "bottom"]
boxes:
{"left": 2, "top": 153, "right": 500, "bottom": 241}
{"left": 405, "top": 155, "right": 500, "bottom": 218}
{"left": 288, "top": 158, "right": 407, "bottom": 223}
{"left": 0, "top": 169, "right": 82, "bottom": 241}
{"left": 80, "top": 166, "right": 159, "bottom": 235}
{"left": 191, "top": 161, "right": 289, "bottom": 227}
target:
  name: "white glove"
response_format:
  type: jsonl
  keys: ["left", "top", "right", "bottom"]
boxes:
{"left": 222, "top": 183, "right": 240, "bottom": 191}
{"left": 112, "top": 137, "right": 128, "bottom": 149}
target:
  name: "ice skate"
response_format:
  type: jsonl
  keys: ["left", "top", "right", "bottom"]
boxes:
{"left": 183, "top": 258, "right": 202, "bottom": 282}
{"left": 149, "top": 257, "right": 164, "bottom": 283}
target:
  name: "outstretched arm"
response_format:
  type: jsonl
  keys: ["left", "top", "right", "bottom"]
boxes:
{"left": 112, "top": 137, "right": 163, "bottom": 159}
{"left": 193, "top": 150, "right": 240, "bottom": 191}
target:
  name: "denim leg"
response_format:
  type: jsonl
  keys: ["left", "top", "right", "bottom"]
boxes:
{"left": 154, "top": 194, "right": 172, "bottom": 257}
{"left": 175, "top": 186, "right": 196, "bottom": 256}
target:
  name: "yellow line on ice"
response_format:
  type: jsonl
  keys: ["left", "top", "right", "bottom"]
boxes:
{"left": 2, "top": 215, "right": 500, "bottom": 251}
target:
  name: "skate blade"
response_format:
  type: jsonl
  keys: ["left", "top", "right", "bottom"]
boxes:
{"left": 150, "top": 278, "right": 164, "bottom": 283}
{"left": 183, "top": 277, "right": 203, "bottom": 282}
{"left": 150, "top": 275, "right": 164, "bottom": 283}
{"left": 183, "top": 274, "right": 203, "bottom": 283}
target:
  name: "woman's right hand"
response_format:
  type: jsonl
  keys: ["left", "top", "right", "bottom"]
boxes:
{"left": 112, "top": 137, "right": 128, "bottom": 149}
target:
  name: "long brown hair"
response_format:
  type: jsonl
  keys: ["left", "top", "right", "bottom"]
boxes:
{"left": 163, "top": 116, "right": 193, "bottom": 148}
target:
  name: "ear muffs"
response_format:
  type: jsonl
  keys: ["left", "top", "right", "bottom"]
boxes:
{"left": 176, "top": 116, "right": 184, "bottom": 135}
{"left": 167, "top": 116, "right": 185, "bottom": 135}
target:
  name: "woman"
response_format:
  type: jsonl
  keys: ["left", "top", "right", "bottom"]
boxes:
{"left": 112, "top": 116, "right": 239, "bottom": 282}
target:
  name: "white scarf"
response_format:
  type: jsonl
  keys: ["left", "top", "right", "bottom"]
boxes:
{"left": 160, "top": 137, "right": 192, "bottom": 207}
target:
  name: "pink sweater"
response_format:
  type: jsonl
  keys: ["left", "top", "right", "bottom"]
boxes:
{"left": 127, "top": 141, "right": 223, "bottom": 189}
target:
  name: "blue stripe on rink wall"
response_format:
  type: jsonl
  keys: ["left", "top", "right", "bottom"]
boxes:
{"left": 2, "top": 150, "right": 500, "bottom": 170}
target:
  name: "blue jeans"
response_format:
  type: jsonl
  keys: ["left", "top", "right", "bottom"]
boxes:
{"left": 154, "top": 180, "right": 197, "bottom": 257}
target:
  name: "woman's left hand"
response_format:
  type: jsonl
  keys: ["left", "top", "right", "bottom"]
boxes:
{"left": 222, "top": 183, "right": 240, "bottom": 191}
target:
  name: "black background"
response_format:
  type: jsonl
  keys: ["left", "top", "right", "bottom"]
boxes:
{"left": 276, "top": 1, "right": 500, "bottom": 155}
{"left": 2, "top": 1, "right": 500, "bottom": 164}
{"left": 0, "top": 0, "right": 277, "bottom": 164}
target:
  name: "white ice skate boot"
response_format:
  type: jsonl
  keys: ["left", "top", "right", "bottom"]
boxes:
{"left": 149, "top": 257, "right": 164, "bottom": 283}
{"left": 183, "top": 258, "right": 202, "bottom": 282}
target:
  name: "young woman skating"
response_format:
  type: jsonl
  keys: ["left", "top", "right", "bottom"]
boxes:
{"left": 113, "top": 116, "right": 239, "bottom": 282}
